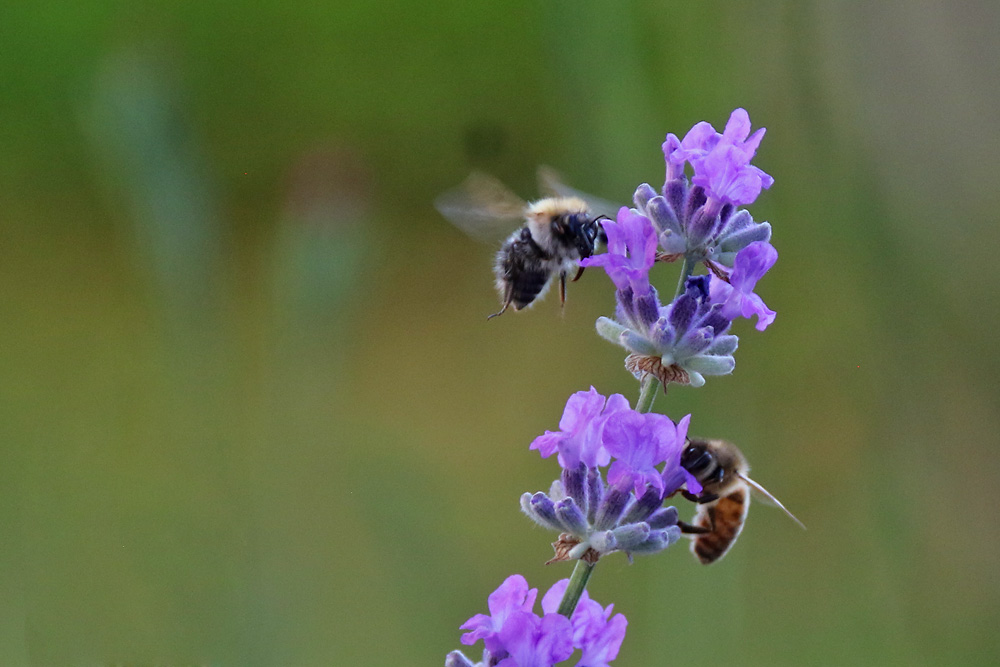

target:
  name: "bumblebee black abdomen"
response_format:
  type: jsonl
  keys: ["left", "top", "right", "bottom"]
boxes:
{"left": 495, "top": 229, "right": 553, "bottom": 312}
{"left": 508, "top": 263, "right": 550, "bottom": 309}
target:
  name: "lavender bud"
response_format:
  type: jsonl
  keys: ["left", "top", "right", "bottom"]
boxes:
{"left": 647, "top": 506, "right": 679, "bottom": 530}
{"left": 594, "top": 486, "right": 630, "bottom": 531}
{"left": 663, "top": 178, "right": 687, "bottom": 220}
{"left": 523, "top": 492, "right": 561, "bottom": 531}
{"left": 555, "top": 497, "right": 589, "bottom": 536}
{"left": 621, "top": 485, "right": 664, "bottom": 524}
{"left": 629, "top": 526, "right": 682, "bottom": 554}
{"left": 561, "top": 463, "right": 587, "bottom": 511}
{"left": 633, "top": 182, "right": 657, "bottom": 210}
{"left": 589, "top": 530, "right": 618, "bottom": 554}
{"left": 586, "top": 468, "right": 604, "bottom": 526}
{"left": 445, "top": 651, "right": 475, "bottom": 667}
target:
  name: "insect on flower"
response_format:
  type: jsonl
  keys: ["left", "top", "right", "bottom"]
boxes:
{"left": 678, "top": 438, "right": 804, "bottom": 564}
{"left": 436, "top": 168, "right": 619, "bottom": 318}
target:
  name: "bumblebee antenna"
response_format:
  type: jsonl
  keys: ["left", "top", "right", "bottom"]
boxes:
{"left": 591, "top": 215, "right": 610, "bottom": 246}
{"left": 738, "top": 473, "right": 806, "bottom": 530}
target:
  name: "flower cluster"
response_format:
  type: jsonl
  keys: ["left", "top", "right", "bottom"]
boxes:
{"left": 445, "top": 108, "right": 779, "bottom": 667}
{"left": 581, "top": 109, "right": 777, "bottom": 389}
{"left": 522, "top": 387, "right": 696, "bottom": 563}
{"left": 446, "top": 575, "right": 627, "bottom": 667}
{"left": 649, "top": 107, "right": 774, "bottom": 270}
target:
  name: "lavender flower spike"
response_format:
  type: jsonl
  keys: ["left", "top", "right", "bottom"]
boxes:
{"left": 450, "top": 576, "right": 629, "bottom": 666}
{"left": 671, "top": 108, "right": 774, "bottom": 212}
{"left": 522, "top": 395, "right": 685, "bottom": 564}
{"left": 642, "top": 109, "right": 773, "bottom": 276}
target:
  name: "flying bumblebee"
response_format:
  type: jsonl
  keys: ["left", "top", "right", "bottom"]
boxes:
{"left": 678, "top": 438, "right": 805, "bottom": 565}
{"left": 435, "top": 168, "right": 618, "bottom": 319}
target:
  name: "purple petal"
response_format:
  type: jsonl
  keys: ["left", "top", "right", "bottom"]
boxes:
{"left": 540, "top": 578, "right": 572, "bottom": 615}
{"left": 460, "top": 575, "right": 539, "bottom": 654}
{"left": 497, "top": 611, "right": 573, "bottom": 667}
{"left": 529, "top": 431, "right": 562, "bottom": 459}
{"left": 582, "top": 208, "right": 657, "bottom": 297}
{"left": 722, "top": 108, "right": 752, "bottom": 143}
{"left": 713, "top": 242, "right": 777, "bottom": 330}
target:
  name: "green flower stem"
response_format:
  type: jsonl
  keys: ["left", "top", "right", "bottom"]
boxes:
{"left": 674, "top": 255, "right": 697, "bottom": 299}
{"left": 557, "top": 559, "right": 595, "bottom": 618}
{"left": 635, "top": 374, "right": 659, "bottom": 414}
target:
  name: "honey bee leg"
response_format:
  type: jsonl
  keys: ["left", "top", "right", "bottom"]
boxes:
{"left": 677, "top": 520, "right": 711, "bottom": 535}
{"left": 705, "top": 260, "right": 730, "bottom": 282}
{"left": 682, "top": 490, "right": 720, "bottom": 504}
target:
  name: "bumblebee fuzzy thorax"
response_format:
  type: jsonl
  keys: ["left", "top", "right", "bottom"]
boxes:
{"left": 525, "top": 197, "right": 591, "bottom": 249}
{"left": 526, "top": 196, "right": 590, "bottom": 222}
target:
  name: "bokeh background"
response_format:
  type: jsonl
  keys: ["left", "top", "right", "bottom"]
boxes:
{"left": 2, "top": 2, "right": 999, "bottom": 665}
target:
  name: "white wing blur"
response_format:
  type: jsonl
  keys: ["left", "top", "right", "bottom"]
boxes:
{"left": 739, "top": 473, "right": 806, "bottom": 530}
{"left": 434, "top": 171, "right": 527, "bottom": 242}
{"left": 537, "top": 165, "right": 624, "bottom": 221}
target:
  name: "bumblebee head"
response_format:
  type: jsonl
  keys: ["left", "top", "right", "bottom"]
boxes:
{"left": 549, "top": 211, "right": 599, "bottom": 258}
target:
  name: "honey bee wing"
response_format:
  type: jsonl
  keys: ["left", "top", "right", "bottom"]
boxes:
{"left": 537, "top": 165, "right": 623, "bottom": 221}
{"left": 739, "top": 473, "right": 806, "bottom": 529}
{"left": 434, "top": 171, "right": 527, "bottom": 242}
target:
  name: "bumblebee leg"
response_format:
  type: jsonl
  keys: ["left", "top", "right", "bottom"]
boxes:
{"left": 487, "top": 302, "right": 510, "bottom": 320}
{"left": 677, "top": 520, "right": 711, "bottom": 535}
{"left": 571, "top": 265, "right": 585, "bottom": 282}
{"left": 488, "top": 288, "right": 514, "bottom": 320}
{"left": 559, "top": 272, "right": 567, "bottom": 306}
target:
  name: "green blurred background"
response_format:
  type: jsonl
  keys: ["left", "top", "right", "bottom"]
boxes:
{"left": 2, "top": 1, "right": 999, "bottom": 665}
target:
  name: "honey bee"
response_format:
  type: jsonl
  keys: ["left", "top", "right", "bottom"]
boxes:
{"left": 435, "top": 168, "right": 617, "bottom": 319}
{"left": 678, "top": 438, "right": 804, "bottom": 565}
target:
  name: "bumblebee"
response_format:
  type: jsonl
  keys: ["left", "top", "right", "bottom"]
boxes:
{"left": 435, "top": 169, "right": 615, "bottom": 318}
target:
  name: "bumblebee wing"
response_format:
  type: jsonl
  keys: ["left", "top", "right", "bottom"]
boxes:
{"left": 739, "top": 473, "right": 806, "bottom": 529}
{"left": 537, "top": 165, "right": 623, "bottom": 221}
{"left": 434, "top": 171, "right": 527, "bottom": 242}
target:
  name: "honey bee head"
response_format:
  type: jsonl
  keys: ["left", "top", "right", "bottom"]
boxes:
{"left": 681, "top": 439, "right": 748, "bottom": 497}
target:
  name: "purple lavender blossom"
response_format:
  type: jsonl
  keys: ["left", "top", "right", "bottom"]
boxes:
{"left": 542, "top": 581, "right": 628, "bottom": 667}
{"left": 602, "top": 411, "right": 679, "bottom": 498}
{"left": 641, "top": 109, "right": 774, "bottom": 275}
{"left": 595, "top": 276, "right": 738, "bottom": 389}
{"left": 579, "top": 207, "right": 657, "bottom": 298}
{"left": 450, "top": 576, "right": 626, "bottom": 667}
{"left": 709, "top": 241, "right": 778, "bottom": 331}
{"left": 666, "top": 108, "right": 773, "bottom": 211}
{"left": 496, "top": 611, "right": 574, "bottom": 667}
{"left": 460, "top": 574, "right": 539, "bottom": 655}
{"left": 530, "top": 387, "right": 629, "bottom": 469}
{"left": 522, "top": 395, "right": 686, "bottom": 563}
